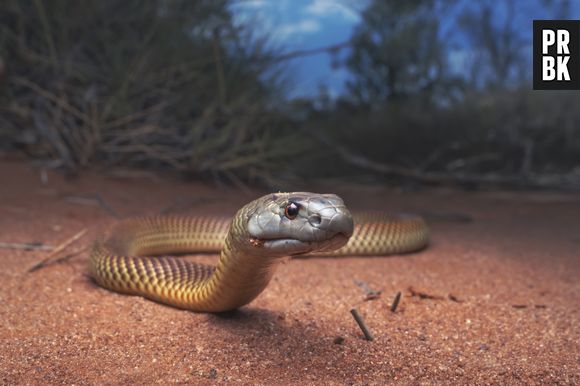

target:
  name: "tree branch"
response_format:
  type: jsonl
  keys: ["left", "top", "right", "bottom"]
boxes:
{"left": 272, "top": 41, "right": 351, "bottom": 62}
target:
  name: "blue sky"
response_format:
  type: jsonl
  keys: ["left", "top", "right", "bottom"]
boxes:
{"left": 231, "top": 0, "right": 580, "bottom": 98}
{"left": 231, "top": 0, "right": 362, "bottom": 98}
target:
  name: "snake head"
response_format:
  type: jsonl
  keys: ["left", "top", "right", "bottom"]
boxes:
{"left": 242, "top": 192, "right": 354, "bottom": 256}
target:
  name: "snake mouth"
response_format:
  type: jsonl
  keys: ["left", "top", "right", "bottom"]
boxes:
{"left": 317, "top": 232, "right": 350, "bottom": 252}
{"left": 260, "top": 238, "right": 314, "bottom": 255}
{"left": 260, "top": 232, "right": 350, "bottom": 255}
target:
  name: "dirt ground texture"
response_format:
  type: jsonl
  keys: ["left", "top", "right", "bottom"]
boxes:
{"left": 0, "top": 160, "right": 578, "bottom": 385}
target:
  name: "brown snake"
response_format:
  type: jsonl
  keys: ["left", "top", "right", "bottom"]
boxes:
{"left": 90, "top": 192, "right": 428, "bottom": 312}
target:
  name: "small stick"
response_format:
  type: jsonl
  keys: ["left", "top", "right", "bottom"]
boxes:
{"left": 448, "top": 294, "right": 462, "bottom": 303}
{"left": 28, "top": 228, "right": 87, "bottom": 272}
{"left": 63, "top": 194, "right": 120, "bottom": 218}
{"left": 391, "top": 291, "right": 402, "bottom": 312}
{"left": 52, "top": 246, "right": 89, "bottom": 266}
{"left": 0, "top": 242, "right": 53, "bottom": 251}
{"left": 354, "top": 279, "right": 382, "bottom": 301}
{"left": 28, "top": 247, "right": 89, "bottom": 273}
{"left": 350, "top": 308, "right": 374, "bottom": 341}
{"left": 408, "top": 286, "right": 445, "bottom": 300}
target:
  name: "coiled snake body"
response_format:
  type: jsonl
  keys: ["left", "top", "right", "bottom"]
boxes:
{"left": 90, "top": 192, "right": 428, "bottom": 312}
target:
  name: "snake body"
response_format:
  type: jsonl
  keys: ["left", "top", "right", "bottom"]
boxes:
{"left": 90, "top": 192, "right": 428, "bottom": 312}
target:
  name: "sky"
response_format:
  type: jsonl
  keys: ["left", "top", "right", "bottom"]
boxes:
{"left": 231, "top": 0, "right": 362, "bottom": 98}
{"left": 230, "top": 0, "right": 580, "bottom": 99}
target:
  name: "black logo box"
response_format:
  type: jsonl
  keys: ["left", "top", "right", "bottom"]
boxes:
{"left": 533, "top": 20, "right": 580, "bottom": 90}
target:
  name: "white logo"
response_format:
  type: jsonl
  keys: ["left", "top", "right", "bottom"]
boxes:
{"left": 542, "top": 29, "right": 571, "bottom": 81}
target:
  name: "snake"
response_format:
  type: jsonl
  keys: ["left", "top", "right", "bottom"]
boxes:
{"left": 90, "top": 192, "right": 428, "bottom": 312}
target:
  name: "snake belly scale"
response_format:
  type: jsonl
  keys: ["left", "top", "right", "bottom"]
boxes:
{"left": 90, "top": 192, "right": 429, "bottom": 312}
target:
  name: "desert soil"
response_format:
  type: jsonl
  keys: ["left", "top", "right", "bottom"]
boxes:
{"left": 0, "top": 159, "right": 578, "bottom": 385}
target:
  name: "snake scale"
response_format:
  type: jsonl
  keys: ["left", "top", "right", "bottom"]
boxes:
{"left": 90, "top": 192, "right": 429, "bottom": 312}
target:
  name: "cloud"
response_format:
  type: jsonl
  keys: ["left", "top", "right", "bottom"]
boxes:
{"left": 278, "top": 19, "right": 321, "bottom": 38}
{"left": 304, "top": 0, "right": 360, "bottom": 22}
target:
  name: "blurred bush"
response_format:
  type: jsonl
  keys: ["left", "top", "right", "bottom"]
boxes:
{"left": 303, "top": 88, "right": 580, "bottom": 180}
{"left": 0, "top": 0, "right": 578, "bottom": 190}
{"left": 0, "top": 0, "right": 300, "bottom": 184}
{"left": 296, "top": 0, "right": 580, "bottom": 188}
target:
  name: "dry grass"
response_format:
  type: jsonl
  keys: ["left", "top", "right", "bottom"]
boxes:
{"left": 0, "top": 0, "right": 301, "bottom": 184}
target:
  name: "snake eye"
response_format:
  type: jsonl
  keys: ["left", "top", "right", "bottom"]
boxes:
{"left": 284, "top": 202, "right": 299, "bottom": 219}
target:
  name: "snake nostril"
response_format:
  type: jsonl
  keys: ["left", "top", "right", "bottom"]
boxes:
{"left": 309, "top": 214, "right": 322, "bottom": 227}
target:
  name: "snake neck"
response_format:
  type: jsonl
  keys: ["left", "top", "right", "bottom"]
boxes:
{"left": 197, "top": 231, "right": 286, "bottom": 312}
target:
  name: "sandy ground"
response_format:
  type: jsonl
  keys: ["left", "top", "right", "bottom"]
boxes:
{"left": 0, "top": 159, "right": 578, "bottom": 385}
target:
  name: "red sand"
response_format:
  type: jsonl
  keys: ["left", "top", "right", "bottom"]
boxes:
{"left": 0, "top": 160, "right": 578, "bottom": 384}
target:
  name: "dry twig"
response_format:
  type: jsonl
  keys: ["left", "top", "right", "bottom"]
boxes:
{"left": 408, "top": 286, "right": 445, "bottom": 300}
{"left": 448, "top": 294, "right": 462, "bottom": 303}
{"left": 272, "top": 41, "right": 350, "bottom": 62}
{"left": 62, "top": 194, "right": 120, "bottom": 218}
{"left": 391, "top": 291, "right": 402, "bottom": 312}
{"left": 28, "top": 228, "right": 88, "bottom": 272}
{"left": 354, "top": 279, "right": 382, "bottom": 301}
{"left": 50, "top": 246, "right": 90, "bottom": 267}
{"left": 0, "top": 242, "right": 53, "bottom": 251}
{"left": 350, "top": 308, "right": 374, "bottom": 341}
